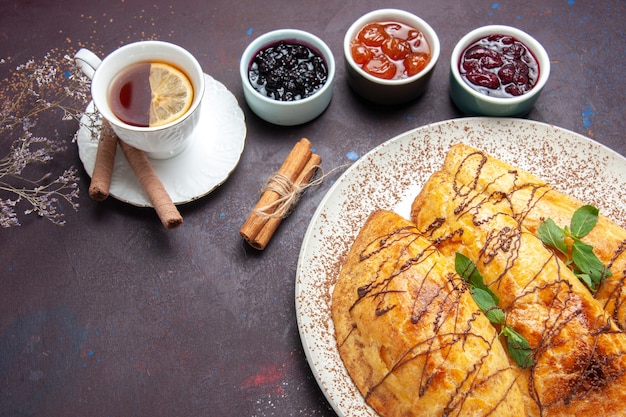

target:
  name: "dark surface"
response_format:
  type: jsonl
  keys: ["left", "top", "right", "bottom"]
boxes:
{"left": 1, "top": 1, "right": 624, "bottom": 416}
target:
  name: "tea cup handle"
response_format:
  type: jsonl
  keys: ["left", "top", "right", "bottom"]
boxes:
{"left": 74, "top": 48, "right": 102, "bottom": 80}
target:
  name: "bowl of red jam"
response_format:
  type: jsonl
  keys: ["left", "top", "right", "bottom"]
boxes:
{"left": 240, "top": 29, "right": 335, "bottom": 126}
{"left": 450, "top": 25, "right": 550, "bottom": 116}
{"left": 343, "top": 9, "right": 440, "bottom": 105}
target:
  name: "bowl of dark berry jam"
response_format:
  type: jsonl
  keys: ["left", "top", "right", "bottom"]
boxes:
{"left": 450, "top": 25, "right": 550, "bottom": 116}
{"left": 343, "top": 9, "right": 440, "bottom": 105}
{"left": 240, "top": 29, "right": 335, "bottom": 126}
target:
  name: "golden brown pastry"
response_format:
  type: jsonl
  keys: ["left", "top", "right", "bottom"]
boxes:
{"left": 332, "top": 209, "right": 527, "bottom": 417}
{"left": 411, "top": 169, "right": 626, "bottom": 417}
{"left": 439, "top": 143, "right": 626, "bottom": 329}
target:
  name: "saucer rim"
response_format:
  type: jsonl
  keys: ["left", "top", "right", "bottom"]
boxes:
{"left": 76, "top": 73, "right": 247, "bottom": 207}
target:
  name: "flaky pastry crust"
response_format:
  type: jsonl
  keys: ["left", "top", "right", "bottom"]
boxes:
{"left": 440, "top": 143, "right": 626, "bottom": 330}
{"left": 411, "top": 167, "right": 626, "bottom": 416}
{"left": 332, "top": 210, "right": 527, "bottom": 417}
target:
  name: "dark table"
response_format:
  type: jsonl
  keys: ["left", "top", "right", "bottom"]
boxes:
{"left": 1, "top": 1, "right": 624, "bottom": 416}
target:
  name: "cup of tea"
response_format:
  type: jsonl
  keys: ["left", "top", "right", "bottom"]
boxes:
{"left": 75, "top": 41, "right": 205, "bottom": 159}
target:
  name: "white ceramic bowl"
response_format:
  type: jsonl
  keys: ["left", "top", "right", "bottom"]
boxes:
{"left": 343, "top": 8, "right": 440, "bottom": 105}
{"left": 450, "top": 25, "right": 550, "bottom": 117}
{"left": 240, "top": 29, "right": 335, "bottom": 126}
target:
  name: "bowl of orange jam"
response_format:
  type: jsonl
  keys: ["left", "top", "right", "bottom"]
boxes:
{"left": 344, "top": 9, "right": 440, "bottom": 105}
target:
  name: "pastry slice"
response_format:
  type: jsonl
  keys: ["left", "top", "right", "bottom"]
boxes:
{"left": 439, "top": 143, "right": 626, "bottom": 329}
{"left": 411, "top": 169, "right": 626, "bottom": 417}
{"left": 332, "top": 209, "right": 526, "bottom": 417}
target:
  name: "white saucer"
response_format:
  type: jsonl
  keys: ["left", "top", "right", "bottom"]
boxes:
{"left": 76, "top": 73, "right": 246, "bottom": 207}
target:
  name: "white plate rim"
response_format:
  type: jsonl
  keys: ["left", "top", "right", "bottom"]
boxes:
{"left": 295, "top": 116, "right": 626, "bottom": 416}
{"left": 76, "top": 73, "right": 246, "bottom": 207}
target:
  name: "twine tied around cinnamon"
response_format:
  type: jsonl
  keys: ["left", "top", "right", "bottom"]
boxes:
{"left": 240, "top": 138, "right": 322, "bottom": 250}
{"left": 252, "top": 165, "right": 323, "bottom": 220}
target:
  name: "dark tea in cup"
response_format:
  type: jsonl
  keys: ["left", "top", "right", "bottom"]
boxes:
{"left": 108, "top": 61, "right": 193, "bottom": 128}
{"left": 75, "top": 40, "right": 205, "bottom": 158}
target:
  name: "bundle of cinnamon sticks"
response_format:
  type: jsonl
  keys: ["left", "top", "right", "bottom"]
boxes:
{"left": 240, "top": 138, "right": 321, "bottom": 250}
{"left": 88, "top": 120, "right": 183, "bottom": 229}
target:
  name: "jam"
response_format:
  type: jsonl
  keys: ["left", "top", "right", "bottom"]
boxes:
{"left": 248, "top": 40, "right": 328, "bottom": 101}
{"left": 350, "top": 21, "right": 431, "bottom": 80}
{"left": 459, "top": 34, "right": 539, "bottom": 97}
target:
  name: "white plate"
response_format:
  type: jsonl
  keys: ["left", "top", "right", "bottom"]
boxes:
{"left": 76, "top": 74, "right": 246, "bottom": 206}
{"left": 295, "top": 117, "right": 626, "bottom": 416}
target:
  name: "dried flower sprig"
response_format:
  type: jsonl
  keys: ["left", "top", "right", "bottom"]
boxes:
{"left": 0, "top": 50, "right": 94, "bottom": 227}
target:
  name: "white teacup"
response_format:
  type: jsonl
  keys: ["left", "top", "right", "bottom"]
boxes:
{"left": 75, "top": 41, "right": 205, "bottom": 159}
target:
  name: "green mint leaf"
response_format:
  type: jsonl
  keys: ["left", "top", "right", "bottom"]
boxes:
{"left": 575, "top": 272, "right": 596, "bottom": 292}
{"left": 455, "top": 253, "right": 533, "bottom": 369}
{"left": 502, "top": 326, "right": 533, "bottom": 369}
{"left": 538, "top": 218, "right": 568, "bottom": 255}
{"left": 455, "top": 253, "right": 499, "bottom": 304}
{"left": 571, "top": 241, "right": 612, "bottom": 289}
{"left": 471, "top": 287, "right": 506, "bottom": 324}
{"left": 570, "top": 205, "right": 599, "bottom": 239}
{"left": 455, "top": 252, "right": 482, "bottom": 288}
{"left": 539, "top": 206, "right": 610, "bottom": 291}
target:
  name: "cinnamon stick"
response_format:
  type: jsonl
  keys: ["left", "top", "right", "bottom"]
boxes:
{"left": 88, "top": 120, "right": 118, "bottom": 201}
{"left": 240, "top": 138, "right": 321, "bottom": 250}
{"left": 252, "top": 153, "right": 322, "bottom": 250}
{"left": 118, "top": 140, "right": 183, "bottom": 229}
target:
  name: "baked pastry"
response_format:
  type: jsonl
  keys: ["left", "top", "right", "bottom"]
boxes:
{"left": 332, "top": 209, "right": 527, "bottom": 417}
{"left": 411, "top": 168, "right": 626, "bottom": 416}
{"left": 439, "top": 143, "right": 626, "bottom": 329}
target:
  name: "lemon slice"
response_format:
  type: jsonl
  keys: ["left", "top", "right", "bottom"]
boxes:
{"left": 148, "top": 63, "right": 193, "bottom": 127}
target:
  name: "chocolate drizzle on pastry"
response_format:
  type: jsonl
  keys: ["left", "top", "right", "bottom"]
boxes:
{"left": 332, "top": 210, "right": 526, "bottom": 417}
{"left": 440, "top": 144, "right": 626, "bottom": 331}
{"left": 332, "top": 144, "right": 626, "bottom": 417}
{"left": 410, "top": 145, "right": 626, "bottom": 416}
